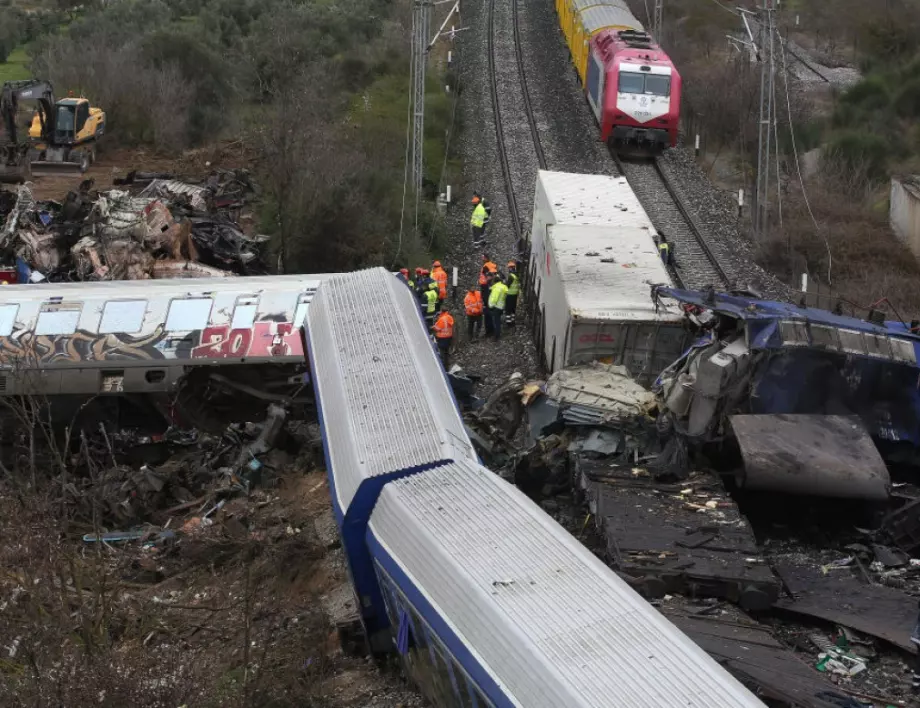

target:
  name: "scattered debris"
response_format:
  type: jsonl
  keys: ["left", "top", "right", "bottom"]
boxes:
{"left": 579, "top": 458, "right": 779, "bottom": 609}
{"left": 0, "top": 168, "right": 266, "bottom": 281}
{"left": 775, "top": 556, "right": 919, "bottom": 654}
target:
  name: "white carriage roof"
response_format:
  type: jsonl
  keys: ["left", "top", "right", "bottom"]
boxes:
{"left": 548, "top": 222, "right": 679, "bottom": 321}
{"left": 369, "top": 461, "right": 764, "bottom": 707}
{"left": 306, "top": 268, "right": 475, "bottom": 514}
{"left": 0, "top": 274, "right": 334, "bottom": 299}
{"left": 539, "top": 170, "right": 654, "bottom": 226}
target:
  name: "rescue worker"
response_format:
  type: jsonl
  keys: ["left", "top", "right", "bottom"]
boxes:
{"left": 406, "top": 269, "right": 415, "bottom": 291}
{"left": 488, "top": 274, "right": 508, "bottom": 341}
{"left": 396, "top": 268, "right": 410, "bottom": 286}
{"left": 480, "top": 254, "right": 498, "bottom": 301}
{"left": 504, "top": 261, "right": 520, "bottom": 326}
{"left": 658, "top": 234, "right": 671, "bottom": 266}
{"left": 470, "top": 194, "right": 488, "bottom": 246}
{"left": 474, "top": 192, "right": 493, "bottom": 230}
{"left": 431, "top": 260, "right": 448, "bottom": 301}
{"left": 464, "top": 285, "right": 484, "bottom": 339}
{"left": 423, "top": 281, "right": 440, "bottom": 328}
{"left": 432, "top": 303, "right": 455, "bottom": 368}
{"left": 417, "top": 268, "right": 433, "bottom": 298}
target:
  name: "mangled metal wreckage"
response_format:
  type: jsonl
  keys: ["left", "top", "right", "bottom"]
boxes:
{"left": 651, "top": 286, "right": 920, "bottom": 500}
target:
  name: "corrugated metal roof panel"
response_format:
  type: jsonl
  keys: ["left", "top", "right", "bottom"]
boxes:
{"left": 306, "top": 268, "right": 475, "bottom": 514}
{"left": 549, "top": 222, "right": 679, "bottom": 320}
{"left": 537, "top": 170, "right": 654, "bottom": 227}
{"left": 579, "top": 4, "right": 641, "bottom": 34}
{"left": 370, "top": 461, "right": 765, "bottom": 708}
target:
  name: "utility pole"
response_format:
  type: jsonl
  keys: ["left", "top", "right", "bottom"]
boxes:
{"left": 754, "top": 0, "right": 776, "bottom": 238}
{"left": 653, "top": 0, "right": 663, "bottom": 40}
{"left": 410, "top": 0, "right": 432, "bottom": 200}
{"left": 409, "top": 1, "right": 463, "bottom": 200}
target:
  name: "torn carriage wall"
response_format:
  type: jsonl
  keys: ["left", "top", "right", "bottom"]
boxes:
{"left": 654, "top": 287, "right": 920, "bottom": 494}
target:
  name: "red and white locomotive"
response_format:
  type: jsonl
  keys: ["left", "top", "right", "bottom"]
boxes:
{"left": 560, "top": 0, "right": 681, "bottom": 151}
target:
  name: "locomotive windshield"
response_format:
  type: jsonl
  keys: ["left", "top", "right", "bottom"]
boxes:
{"left": 618, "top": 71, "right": 671, "bottom": 97}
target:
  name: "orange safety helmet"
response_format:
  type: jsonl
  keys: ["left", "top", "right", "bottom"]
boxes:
{"left": 471, "top": 196, "right": 481, "bottom": 205}
{"left": 421, "top": 268, "right": 429, "bottom": 275}
{"left": 415, "top": 267, "right": 423, "bottom": 274}
{"left": 432, "top": 260, "right": 441, "bottom": 268}
{"left": 399, "top": 268, "right": 409, "bottom": 275}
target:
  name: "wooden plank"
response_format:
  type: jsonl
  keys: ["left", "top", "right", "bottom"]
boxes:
{"left": 775, "top": 558, "right": 919, "bottom": 654}
{"left": 578, "top": 458, "right": 779, "bottom": 609}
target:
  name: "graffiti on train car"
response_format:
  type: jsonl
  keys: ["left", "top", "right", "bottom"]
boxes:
{"left": 0, "top": 318, "right": 303, "bottom": 366}
{"left": 190, "top": 321, "right": 303, "bottom": 359}
{"left": 0, "top": 327, "right": 169, "bottom": 365}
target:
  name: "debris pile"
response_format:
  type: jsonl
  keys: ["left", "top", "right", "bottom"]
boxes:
{"left": 0, "top": 169, "right": 268, "bottom": 281}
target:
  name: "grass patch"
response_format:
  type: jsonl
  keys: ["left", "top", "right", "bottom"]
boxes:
{"left": 0, "top": 46, "right": 30, "bottom": 81}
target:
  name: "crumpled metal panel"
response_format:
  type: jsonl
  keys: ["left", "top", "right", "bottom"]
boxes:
{"left": 306, "top": 267, "right": 475, "bottom": 514}
{"left": 139, "top": 179, "right": 209, "bottom": 211}
{"left": 545, "top": 362, "right": 655, "bottom": 422}
{"left": 369, "top": 461, "right": 763, "bottom": 707}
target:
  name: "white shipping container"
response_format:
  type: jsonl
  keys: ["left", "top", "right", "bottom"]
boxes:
{"left": 528, "top": 170, "right": 687, "bottom": 382}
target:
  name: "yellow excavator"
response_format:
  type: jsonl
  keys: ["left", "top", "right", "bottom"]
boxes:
{"left": 0, "top": 79, "right": 106, "bottom": 183}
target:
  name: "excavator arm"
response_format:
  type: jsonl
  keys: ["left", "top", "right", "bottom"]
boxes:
{"left": 0, "top": 80, "right": 56, "bottom": 145}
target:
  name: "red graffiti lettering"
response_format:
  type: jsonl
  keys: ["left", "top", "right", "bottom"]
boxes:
{"left": 191, "top": 326, "right": 253, "bottom": 359}
{"left": 191, "top": 321, "right": 305, "bottom": 360}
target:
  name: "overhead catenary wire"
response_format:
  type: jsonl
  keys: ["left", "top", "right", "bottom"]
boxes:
{"left": 776, "top": 24, "right": 832, "bottom": 284}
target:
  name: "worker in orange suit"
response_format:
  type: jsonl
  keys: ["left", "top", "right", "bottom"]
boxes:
{"left": 464, "top": 286, "right": 484, "bottom": 340}
{"left": 431, "top": 260, "right": 448, "bottom": 301}
{"left": 432, "top": 303, "right": 455, "bottom": 368}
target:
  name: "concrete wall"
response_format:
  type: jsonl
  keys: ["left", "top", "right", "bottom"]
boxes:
{"left": 890, "top": 177, "right": 920, "bottom": 259}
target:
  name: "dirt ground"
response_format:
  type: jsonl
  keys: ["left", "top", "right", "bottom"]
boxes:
{"left": 28, "top": 142, "right": 258, "bottom": 202}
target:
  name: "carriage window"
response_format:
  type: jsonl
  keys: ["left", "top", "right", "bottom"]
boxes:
{"left": 645, "top": 74, "right": 671, "bottom": 96}
{"left": 99, "top": 300, "right": 146, "bottom": 334}
{"left": 231, "top": 303, "right": 258, "bottom": 330}
{"left": 618, "top": 72, "right": 645, "bottom": 94}
{"left": 165, "top": 298, "right": 212, "bottom": 331}
{"left": 0, "top": 304, "right": 18, "bottom": 336}
{"left": 36, "top": 306, "right": 81, "bottom": 335}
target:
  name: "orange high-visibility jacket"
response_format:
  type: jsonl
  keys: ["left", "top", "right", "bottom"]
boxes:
{"left": 432, "top": 266, "right": 448, "bottom": 299}
{"left": 433, "top": 312, "right": 455, "bottom": 339}
{"left": 464, "top": 291, "right": 483, "bottom": 316}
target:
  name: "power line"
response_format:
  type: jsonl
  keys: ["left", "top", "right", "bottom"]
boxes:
{"left": 776, "top": 25, "right": 832, "bottom": 283}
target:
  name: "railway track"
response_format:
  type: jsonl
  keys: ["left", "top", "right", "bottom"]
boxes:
{"left": 487, "top": 0, "right": 546, "bottom": 243}
{"left": 614, "top": 154, "right": 731, "bottom": 290}
{"left": 511, "top": 0, "right": 546, "bottom": 172}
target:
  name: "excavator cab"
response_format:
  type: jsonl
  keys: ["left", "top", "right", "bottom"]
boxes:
{"left": 29, "top": 96, "right": 106, "bottom": 174}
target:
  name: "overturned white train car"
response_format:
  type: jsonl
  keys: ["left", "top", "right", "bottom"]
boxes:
{"left": 305, "top": 267, "right": 765, "bottom": 708}
{"left": 526, "top": 170, "right": 686, "bottom": 383}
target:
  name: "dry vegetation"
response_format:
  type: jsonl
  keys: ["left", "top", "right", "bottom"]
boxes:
{"left": 0, "top": 399, "right": 420, "bottom": 707}
{"left": 640, "top": 0, "right": 920, "bottom": 315}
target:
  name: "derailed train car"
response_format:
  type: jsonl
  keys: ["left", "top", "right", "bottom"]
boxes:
{"left": 304, "top": 267, "right": 764, "bottom": 707}
{"left": 0, "top": 275, "right": 333, "bottom": 426}
{"left": 556, "top": 0, "right": 682, "bottom": 150}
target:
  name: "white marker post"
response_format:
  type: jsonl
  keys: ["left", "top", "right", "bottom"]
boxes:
{"left": 738, "top": 189, "right": 744, "bottom": 219}
{"left": 695, "top": 134, "right": 700, "bottom": 157}
{"left": 446, "top": 185, "right": 452, "bottom": 204}
{"left": 801, "top": 273, "right": 808, "bottom": 293}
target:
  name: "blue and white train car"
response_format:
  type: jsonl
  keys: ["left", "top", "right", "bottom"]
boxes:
{"left": 306, "top": 267, "right": 764, "bottom": 707}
